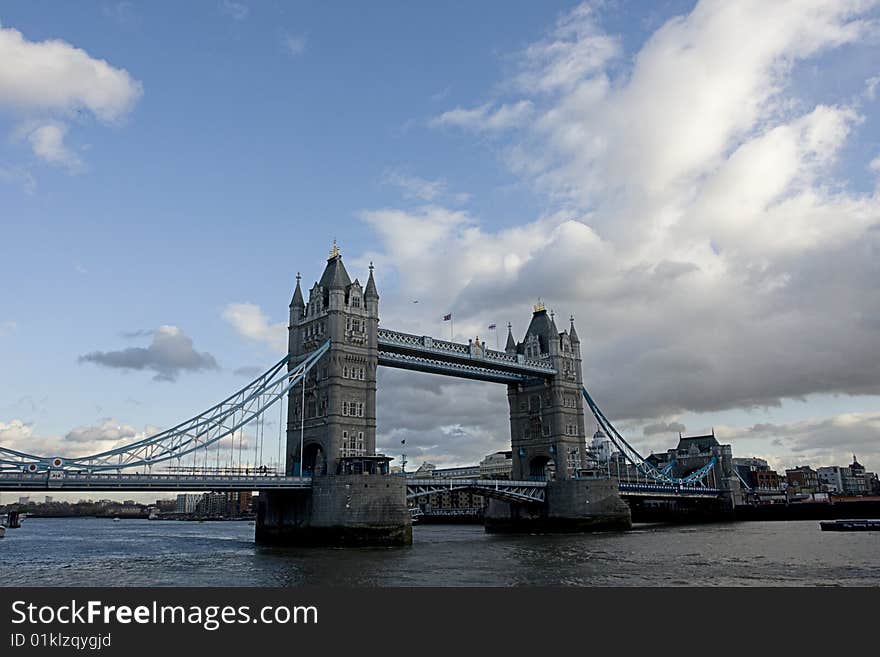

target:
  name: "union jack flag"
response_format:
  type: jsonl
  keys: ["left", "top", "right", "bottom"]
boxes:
{"left": 443, "top": 313, "right": 452, "bottom": 321}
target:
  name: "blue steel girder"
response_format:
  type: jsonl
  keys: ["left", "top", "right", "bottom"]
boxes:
{"left": 377, "top": 351, "right": 542, "bottom": 384}
{"left": 582, "top": 387, "right": 717, "bottom": 487}
{"left": 377, "top": 328, "right": 556, "bottom": 382}
{"left": 0, "top": 341, "right": 331, "bottom": 474}
{"left": 406, "top": 478, "right": 547, "bottom": 504}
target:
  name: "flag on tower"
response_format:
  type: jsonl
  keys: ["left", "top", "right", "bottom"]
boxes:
{"left": 443, "top": 313, "right": 452, "bottom": 321}
{"left": 487, "top": 323, "right": 497, "bottom": 330}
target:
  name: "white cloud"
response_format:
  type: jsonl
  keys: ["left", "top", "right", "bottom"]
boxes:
{"left": 381, "top": 169, "right": 445, "bottom": 201}
{"left": 283, "top": 33, "right": 307, "bottom": 56}
{"left": 102, "top": 2, "right": 139, "bottom": 28}
{"left": 515, "top": 2, "right": 619, "bottom": 94}
{"left": 65, "top": 418, "right": 138, "bottom": 444}
{"left": 0, "top": 165, "right": 35, "bottom": 193}
{"left": 222, "top": 303, "right": 287, "bottom": 354}
{"left": 0, "top": 25, "right": 142, "bottom": 174}
{"left": 381, "top": 168, "right": 469, "bottom": 203}
{"left": 0, "top": 25, "right": 142, "bottom": 123}
{"left": 0, "top": 417, "right": 149, "bottom": 459}
{"left": 219, "top": 0, "right": 249, "bottom": 21}
{"left": 430, "top": 100, "right": 534, "bottom": 132}
{"left": 16, "top": 121, "right": 82, "bottom": 171}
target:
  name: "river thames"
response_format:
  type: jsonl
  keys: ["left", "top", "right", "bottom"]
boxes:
{"left": 1, "top": 518, "right": 877, "bottom": 586}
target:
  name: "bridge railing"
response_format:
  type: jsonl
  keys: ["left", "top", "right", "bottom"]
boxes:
{"left": 377, "top": 328, "right": 555, "bottom": 375}
{"left": 406, "top": 478, "right": 547, "bottom": 488}
{"left": 0, "top": 471, "right": 313, "bottom": 490}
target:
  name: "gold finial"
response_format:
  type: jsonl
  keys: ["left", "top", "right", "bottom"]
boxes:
{"left": 533, "top": 299, "right": 546, "bottom": 313}
{"left": 328, "top": 239, "right": 341, "bottom": 259}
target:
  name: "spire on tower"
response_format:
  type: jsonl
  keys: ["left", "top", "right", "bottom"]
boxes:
{"left": 569, "top": 314, "right": 580, "bottom": 344}
{"left": 290, "top": 272, "right": 304, "bottom": 308}
{"left": 505, "top": 322, "right": 516, "bottom": 353}
{"left": 365, "top": 261, "right": 379, "bottom": 300}
{"left": 318, "top": 242, "right": 351, "bottom": 289}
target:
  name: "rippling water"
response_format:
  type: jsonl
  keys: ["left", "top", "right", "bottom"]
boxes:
{"left": 1, "top": 518, "right": 877, "bottom": 586}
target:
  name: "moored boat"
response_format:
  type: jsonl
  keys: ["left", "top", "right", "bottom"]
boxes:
{"left": 820, "top": 519, "right": 880, "bottom": 531}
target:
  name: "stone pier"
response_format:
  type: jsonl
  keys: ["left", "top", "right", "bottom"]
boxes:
{"left": 256, "top": 474, "right": 411, "bottom": 547}
{"left": 484, "top": 478, "right": 632, "bottom": 533}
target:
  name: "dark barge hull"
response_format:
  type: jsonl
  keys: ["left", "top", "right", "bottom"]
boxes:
{"left": 820, "top": 519, "right": 880, "bottom": 531}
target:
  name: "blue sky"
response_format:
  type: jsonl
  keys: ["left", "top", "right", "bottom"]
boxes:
{"left": 2, "top": 0, "right": 880, "bottom": 488}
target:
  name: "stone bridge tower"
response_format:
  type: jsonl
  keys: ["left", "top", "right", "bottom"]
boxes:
{"left": 257, "top": 242, "right": 409, "bottom": 547}
{"left": 506, "top": 303, "right": 586, "bottom": 481}
{"left": 286, "top": 241, "right": 379, "bottom": 476}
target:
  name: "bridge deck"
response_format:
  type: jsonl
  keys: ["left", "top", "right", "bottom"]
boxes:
{"left": 0, "top": 473, "right": 312, "bottom": 492}
{"left": 617, "top": 482, "right": 723, "bottom": 499}
{"left": 406, "top": 478, "right": 548, "bottom": 503}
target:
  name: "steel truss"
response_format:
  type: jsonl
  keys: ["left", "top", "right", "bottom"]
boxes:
{"left": 377, "top": 351, "right": 542, "bottom": 384}
{"left": 0, "top": 341, "right": 331, "bottom": 474}
{"left": 377, "top": 328, "right": 556, "bottom": 381}
{"left": 406, "top": 478, "right": 547, "bottom": 504}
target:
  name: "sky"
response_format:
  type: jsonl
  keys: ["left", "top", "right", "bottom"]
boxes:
{"left": 1, "top": 0, "right": 880, "bottom": 502}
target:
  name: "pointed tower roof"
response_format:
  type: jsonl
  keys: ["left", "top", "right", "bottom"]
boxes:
{"left": 365, "top": 261, "right": 379, "bottom": 299}
{"left": 569, "top": 314, "right": 580, "bottom": 344}
{"left": 289, "top": 272, "right": 304, "bottom": 308}
{"left": 318, "top": 240, "right": 352, "bottom": 289}
{"left": 521, "top": 301, "right": 556, "bottom": 353}
{"left": 505, "top": 323, "right": 516, "bottom": 352}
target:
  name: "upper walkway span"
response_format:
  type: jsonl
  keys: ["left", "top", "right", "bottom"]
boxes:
{"left": 377, "top": 328, "right": 556, "bottom": 383}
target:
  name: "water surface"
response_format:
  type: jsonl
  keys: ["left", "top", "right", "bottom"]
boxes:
{"left": 1, "top": 518, "right": 877, "bottom": 586}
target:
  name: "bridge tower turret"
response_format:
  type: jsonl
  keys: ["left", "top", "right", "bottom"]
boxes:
{"left": 286, "top": 241, "right": 378, "bottom": 476}
{"left": 507, "top": 304, "right": 587, "bottom": 481}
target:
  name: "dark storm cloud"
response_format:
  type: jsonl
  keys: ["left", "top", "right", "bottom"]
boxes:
{"left": 375, "top": 368, "right": 511, "bottom": 467}
{"left": 643, "top": 421, "right": 686, "bottom": 436}
{"left": 79, "top": 325, "right": 219, "bottom": 382}
{"left": 119, "top": 328, "right": 153, "bottom": 339}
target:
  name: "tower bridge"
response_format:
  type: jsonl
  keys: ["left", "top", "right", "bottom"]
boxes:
{"left": 0, "top": 241, "right": 742, "bottom": 546}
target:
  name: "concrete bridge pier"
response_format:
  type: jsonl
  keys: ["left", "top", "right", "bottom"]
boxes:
{"left": 255, "top": 474, "right": 412, "bottom": 547}
{"left": 484, "top": 478, "right": 632, "bottom": 534}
